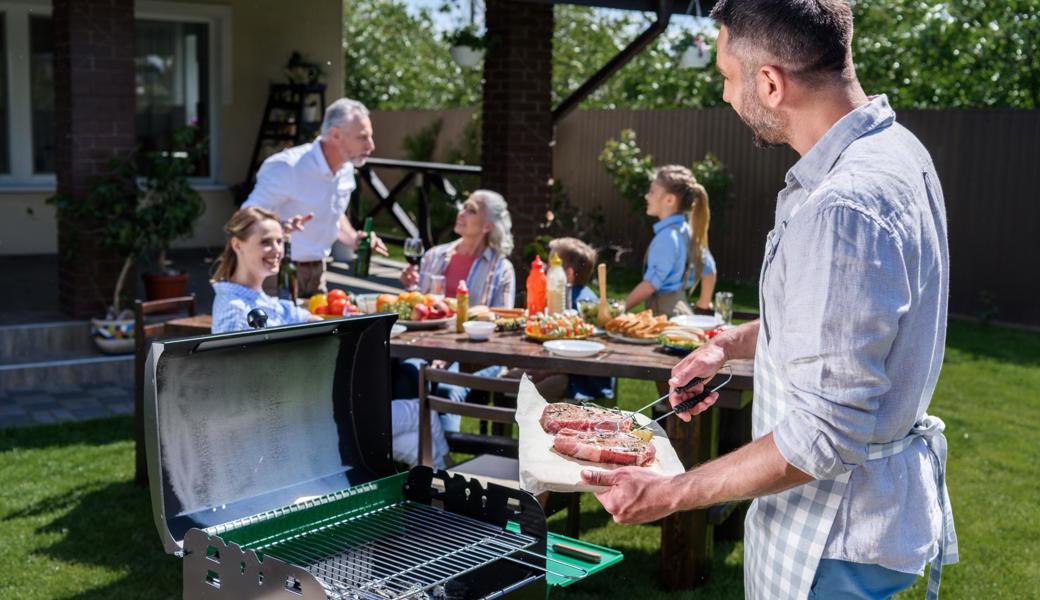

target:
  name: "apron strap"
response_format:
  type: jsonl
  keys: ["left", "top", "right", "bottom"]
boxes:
{"left": 865, "top": 415, "right": 958, "bottom": 600}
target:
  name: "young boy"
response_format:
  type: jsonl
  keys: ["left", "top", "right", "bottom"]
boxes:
{"left": 547, "top": 237, "right": 599, "bottom": 306}
{"left": 547, "top": 237, "right": 615, "bottom": 402}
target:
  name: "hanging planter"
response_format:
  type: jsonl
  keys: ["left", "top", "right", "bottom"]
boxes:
{"left": 446, "top": 26, "right": 486, "bottom": 68}
{"left": 678, "top": 33, "right": 713, "bottom": 69}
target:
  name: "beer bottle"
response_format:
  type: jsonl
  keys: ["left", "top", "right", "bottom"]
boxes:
{"left": 354, "top": 217, "right": 374, "bottom": 278}
{"left": 278, "top": 237, "right": 298, "bottom": 302}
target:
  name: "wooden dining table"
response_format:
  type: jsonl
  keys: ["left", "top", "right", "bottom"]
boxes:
{"left": 160, "top": 313, "right": 755, "bottom": 590}
{"left": 391, "top": 325, "right": 754, "bottom": 590}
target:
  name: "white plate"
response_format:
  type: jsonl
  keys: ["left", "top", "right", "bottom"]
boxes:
{"left": 390, "top": 324, "right": 406, "bottom": 338}
{"left": 396, "top": 317, "right": 453, "bottom": 330}
{"left": 605, "top": 330, "right": 658, "bottom": 345}
{"left": 543, "top": 339, "right": 606, "bottom": 358}
{"left": 670, "top": 314, "right": 723, "bottom": 330}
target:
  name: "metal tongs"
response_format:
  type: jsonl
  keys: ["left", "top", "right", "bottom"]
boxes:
{"left": 628, "top": 366, "right": 733, "bottom": 433}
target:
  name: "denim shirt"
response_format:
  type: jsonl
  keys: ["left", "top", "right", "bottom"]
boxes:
{"left": 765, "top": 95, "right": 950, "bottom": 573}
{"left": 644, "top": 214, "right": 716, "bottom": 292}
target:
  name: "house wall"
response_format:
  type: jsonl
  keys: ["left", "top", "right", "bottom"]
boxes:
{"left": 0, "top": 0, "right": 344, "bottom": 255}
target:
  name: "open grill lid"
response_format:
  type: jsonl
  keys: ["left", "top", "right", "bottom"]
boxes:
{"left": 143, "top": 315, "right": 398, "bottom": 554}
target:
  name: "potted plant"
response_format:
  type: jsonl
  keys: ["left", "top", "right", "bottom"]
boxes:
{"left": 446, "top": 25, "right": 487, "bottom": 68}
{"left": 139, "top": 126, "right": 207, "bottom": 303}
{"left": 46, "top": 127, "right": 206, "bottom": 354}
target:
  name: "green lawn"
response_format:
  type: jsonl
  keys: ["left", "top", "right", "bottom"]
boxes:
{"left": 2, "top": 287, "right": 1038, "bottom": 598}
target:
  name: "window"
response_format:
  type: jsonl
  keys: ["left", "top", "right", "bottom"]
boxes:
{"left": 0, "top": 2, "right": 228, "bottom": 185}
{"left": 136, "top": 20, "right": 210, "bottom": 176}
{"left": 29, "top": 15, "right": 53, "bottom": 174}
{"left": 0, "top": 13, "right": 8, "bottom": 174}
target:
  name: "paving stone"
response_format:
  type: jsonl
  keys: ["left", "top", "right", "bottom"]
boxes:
{"left": 15, "top": 395, "right": 55, "bottom": 406}
{"left": 109, "top": 404, "right": 133, "bottom": 415}
{"left": 31, "top": 411, "right": 58, "bottom": 424}
{"left": 86, "top": 386, "right": 128, "bottom": 398}
{"left": 0, "top": 405, "right": 26, "bottom": 417}
{"left": 51, "top": 409, "right": 76, "bottom": 421}
{"left": 0, "top": 415, "right": 35, "bottom": 428}
{"left": 23, "top": 401, "right": 61, "bottom": 412}
{"left": 71, "top": 406, "right": 114, "bottom": 420}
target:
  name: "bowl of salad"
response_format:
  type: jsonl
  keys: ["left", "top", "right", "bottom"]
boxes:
{"left": 525, "top": 313, "right": 596, "bottom": 341}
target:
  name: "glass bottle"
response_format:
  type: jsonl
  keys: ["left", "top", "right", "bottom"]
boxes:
{"left": 354, "top": 217, "right": 374, "bottom": 278}
{"left": 278, "top": 237, "right": 298, "bottom": 302}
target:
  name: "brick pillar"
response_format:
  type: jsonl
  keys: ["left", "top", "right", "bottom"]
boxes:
{"left": 482, "top": 0, "right": 553, "bottom": 276}
{"left": 54, "top": 0, "right": 136, "bottom": 318}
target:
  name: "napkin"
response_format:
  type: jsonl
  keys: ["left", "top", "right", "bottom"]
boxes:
{"left": 515, "top": 375, "right": 686, "bottom": 494}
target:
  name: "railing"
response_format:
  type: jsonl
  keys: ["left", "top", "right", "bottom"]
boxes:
{"left": 351, "top": 158, "right": 481, "bottom": 249}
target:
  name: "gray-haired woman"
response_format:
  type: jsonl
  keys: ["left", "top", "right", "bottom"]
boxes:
{"left": 399, "top": 190, "right": 516, "bottom": 307}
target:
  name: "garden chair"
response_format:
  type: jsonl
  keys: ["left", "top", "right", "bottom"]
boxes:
{"left": 133, "top": 295, "right": 197, "bottom": 486}
{"left": 417, "top": 366, "right": 582, "bottom": 537}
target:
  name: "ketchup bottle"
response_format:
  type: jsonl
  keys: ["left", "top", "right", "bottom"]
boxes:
{"left": 526, "top": 256, "right": 547, "bottom": 315}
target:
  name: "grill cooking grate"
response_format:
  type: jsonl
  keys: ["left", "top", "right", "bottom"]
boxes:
{"left": 251, "top": 500, "right": 542, "bottom": 600}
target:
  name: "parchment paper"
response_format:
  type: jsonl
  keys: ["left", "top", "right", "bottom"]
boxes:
{"left": 515, "top": 375, "right": 686, "bottom": 495}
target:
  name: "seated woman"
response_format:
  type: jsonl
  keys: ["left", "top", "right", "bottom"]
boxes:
{"left": 624, "top": 165, "right": 716, "bottom": 315}
{"left": 210, "top": 207, "right": 321, "bottom": 333}
{"left": 400, "top": 190, "right": 516, "bottom": 307}
{"left": 393, "top": 190, "right": 516, "bottom": 433}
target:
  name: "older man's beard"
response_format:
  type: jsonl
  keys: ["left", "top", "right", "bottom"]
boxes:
{"left": 350, "top": 155, "right": 369, "bottom": 168}
{"left": 737, "top": 85, "right": 788, "bottom": 149}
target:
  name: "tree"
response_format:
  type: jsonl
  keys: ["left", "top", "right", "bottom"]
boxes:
{"left": 851, "top": 0, "right": 1040, "bottom": 108}
{"left": 344, "top": 0, "right": 1039, "bottom": 111}
{"left": 343, "top": 0, "right": 481, "bottom": 109}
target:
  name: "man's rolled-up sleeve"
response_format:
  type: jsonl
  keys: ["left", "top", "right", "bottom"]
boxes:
{"left": 772, "top": 200, "right": 911, "bottom": 481}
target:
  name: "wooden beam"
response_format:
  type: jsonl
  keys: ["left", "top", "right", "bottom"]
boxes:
{"left": 552, "top": 0, "right": 671, "bottom": 123}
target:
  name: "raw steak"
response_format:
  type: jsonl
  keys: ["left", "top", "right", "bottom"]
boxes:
{"left": 552, "top": 428, "right": 656, "bottom": 466}
{"left": 539, "top": 403, "right": 632, "bottom": 434}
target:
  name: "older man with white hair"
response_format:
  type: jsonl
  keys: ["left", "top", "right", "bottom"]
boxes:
{"left": 243, "top": 97, "right": 387, "bottom": 297}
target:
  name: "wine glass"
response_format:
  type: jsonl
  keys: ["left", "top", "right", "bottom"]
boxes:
{"left": 403, "top": 237, "right": 425, "bottom": 290}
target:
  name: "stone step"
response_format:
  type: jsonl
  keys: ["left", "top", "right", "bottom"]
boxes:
{"left": 0, "top": 320, "right": 101, "bottom": 363}
{"left": 0, "top": 354, "right": 133, "bottom": 392}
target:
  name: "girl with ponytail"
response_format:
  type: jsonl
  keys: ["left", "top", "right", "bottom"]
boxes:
{"left": 623, "top": 165, "right": 717, "bottom": 316}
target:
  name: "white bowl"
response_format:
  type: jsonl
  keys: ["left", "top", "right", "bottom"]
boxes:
{"left": 390, "top": 324, "right": 406, "bottom": 338}
{"left": 355, "top": 293, "right": 380, "bottom": 314}
{"left": 670, "top": 314, "right": 723, "bottom": 330}
{"left": 462, "top": 320, "right": 495, "bottom": 341}
{"left": 543, "top": 339, "right": 605, "bottom": 358}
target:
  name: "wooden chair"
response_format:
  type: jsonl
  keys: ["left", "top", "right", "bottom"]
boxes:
{"left": 417, "top": 367, "right": 582, "bottom": 537}
{"left": 133, "top": 295, "right": 197, "bottom": 486}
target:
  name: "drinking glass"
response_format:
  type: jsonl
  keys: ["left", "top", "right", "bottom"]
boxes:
{"left": 714, "top": 291, "right": 734, "bottom": 326}
{"left": 429, "top": 274, "right": 446, "bottom": 299}
{"left": 403, "top": 237, "right": 425, "bottom": 266}
{"left": 403, "top": 237, "right": 425, "bottom": 290}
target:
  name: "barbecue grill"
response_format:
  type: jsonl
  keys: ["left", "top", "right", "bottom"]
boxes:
{"left": 144, "top": 314, "right": 621, "bottom": 599}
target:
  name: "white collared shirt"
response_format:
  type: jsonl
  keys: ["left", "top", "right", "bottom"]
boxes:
{"left": 243, "top": 140, "right": 356, "bottom": 262}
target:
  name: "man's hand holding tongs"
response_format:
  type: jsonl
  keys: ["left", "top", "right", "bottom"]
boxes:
{"left": 668, "top": 343, "right": 727, "bottom": 422}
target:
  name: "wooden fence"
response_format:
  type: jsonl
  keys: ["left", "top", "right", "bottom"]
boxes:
{"left": 370, "top": 108, "right": 1040, "bottom": 326}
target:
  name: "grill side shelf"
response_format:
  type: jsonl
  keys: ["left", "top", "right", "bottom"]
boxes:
{"left": 215, "top": 472, "right": 410, "bottom": 555}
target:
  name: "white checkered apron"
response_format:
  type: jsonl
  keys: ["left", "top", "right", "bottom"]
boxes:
{"left": 745, "top": 225, "right": 958, "bottom": 600}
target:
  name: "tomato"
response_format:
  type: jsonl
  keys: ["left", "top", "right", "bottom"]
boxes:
{"left": 704, "top": 327, "right": 723, "bottom": 339}
{"left": 313, "top": 305, "right": 327, "bottom": 315}
{"left": 328, "top": 298, "right": 347, "bottom": 315}
{"left": 327, "top": 289, "right": 347, "bottom": 303}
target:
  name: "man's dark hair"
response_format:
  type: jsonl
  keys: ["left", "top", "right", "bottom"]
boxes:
{"left": 710, "top": 0, "right": 855, "bottom": 85}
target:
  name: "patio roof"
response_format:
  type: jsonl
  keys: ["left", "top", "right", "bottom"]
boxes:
{"left": 516, "top": 0, "right": 717, "bottom": 16}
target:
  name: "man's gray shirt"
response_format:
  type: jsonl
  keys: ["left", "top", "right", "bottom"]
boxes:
{"left": 767, "top": 95, "right": 949, "bottom": 573}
